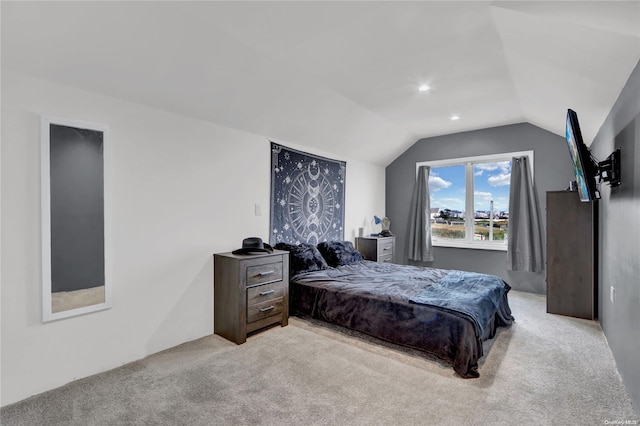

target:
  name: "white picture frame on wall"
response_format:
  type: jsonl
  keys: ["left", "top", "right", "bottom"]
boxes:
{"left": 41, "top": 115, "right": 112, "bottom": 322}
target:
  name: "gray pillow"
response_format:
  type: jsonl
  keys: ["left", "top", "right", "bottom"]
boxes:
{"left": 274, "top": 242, "right": 329, "bottom": 276}
{"left": 316, "top": 240, "right": 363, "bottom": 267}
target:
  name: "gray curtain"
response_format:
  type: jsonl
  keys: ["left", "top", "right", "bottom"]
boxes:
{"left": 408, "top": 165, "right": 434, "bottom": 262}
{"left": 508, "top": 156, "right": 544, "bottom": 272}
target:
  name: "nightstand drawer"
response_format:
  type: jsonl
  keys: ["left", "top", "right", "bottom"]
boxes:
{"left": 378, "top": 253, "right": 393, "bottom": 263}
{"left": 247, "top": 297, "right": 284, "bottom": 323}
{"left": 379, "top": 241, "right": 394, "bottom": 255}
{"left": 247, "top": 281, "right": 285, "bottom": 305}
{"left": 246, "top": 261, "right": 283, "bottom": 286}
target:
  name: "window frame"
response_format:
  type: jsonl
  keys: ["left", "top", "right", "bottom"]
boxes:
{"left": 417, "top": 150, "right": 534, "bottom": 251}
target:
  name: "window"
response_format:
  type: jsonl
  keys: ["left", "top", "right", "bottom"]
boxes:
{"left": 418, "top": 151, "right": 533, "bottom": 251}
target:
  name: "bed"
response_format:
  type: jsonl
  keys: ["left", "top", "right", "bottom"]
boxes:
{"left": 276, "top": 241, "right": 514, "bottom": 378}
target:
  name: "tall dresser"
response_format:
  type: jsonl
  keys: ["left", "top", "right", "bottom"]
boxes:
{"left": 546, "top": 191, "right": 598, "bottom": 320}
{"left": 214, "top": 250, "right": 289, "bottom": 344}
{"left": 355, "top": 236, "right": 396, "bottom": 263}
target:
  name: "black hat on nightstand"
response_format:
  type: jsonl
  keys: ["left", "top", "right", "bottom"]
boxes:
{"left": 232, "top": 237, "right": 274, "bottom": 255}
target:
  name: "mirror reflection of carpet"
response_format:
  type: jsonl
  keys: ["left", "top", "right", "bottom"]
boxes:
{"left": 51, "top": 285, "right": 105, "bottom": 313}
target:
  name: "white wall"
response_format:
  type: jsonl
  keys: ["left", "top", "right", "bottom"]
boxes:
{"left": 0, "top": 70, "right": 385, "bottom": 406}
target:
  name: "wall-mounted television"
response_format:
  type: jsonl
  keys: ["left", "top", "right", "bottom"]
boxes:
{"left": 565, "top": 109, "right": 600, "bottom": 202}
{"left": 565, "top": 109, "right": 622, "bottom": 202}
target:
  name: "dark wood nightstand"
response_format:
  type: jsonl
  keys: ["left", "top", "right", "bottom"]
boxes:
{"left": 213, "top": 250, "right": 289, "bottom": 344}
{"left": 356, "top": 236, "right": 395, "bottom": 263}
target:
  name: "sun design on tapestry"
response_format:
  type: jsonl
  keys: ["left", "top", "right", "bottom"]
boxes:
{"left": 270, "top": 143, "right": 345, "bottom": 245}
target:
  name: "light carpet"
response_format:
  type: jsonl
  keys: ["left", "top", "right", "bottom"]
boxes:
{"left": 1, "top": 291, "right": 637, "bottom": 425}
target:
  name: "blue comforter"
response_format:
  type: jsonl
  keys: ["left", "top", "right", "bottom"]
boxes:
{"left": 410, "top": 270, "right": 510, "bottom": 339}
{"left": 290, "top": 261, "right": 514, "bottom": 378}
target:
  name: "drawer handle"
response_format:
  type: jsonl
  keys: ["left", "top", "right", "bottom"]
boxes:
{"left": 259, "top": 305, "right": 275, "bottom": 312}
{"left": 259, "top": 289, "right": 275, "bottom": 296}
{"left": 258, "top": 270, "right": 275, "bottom": 277}
{"left": 383, "top": 247, "right": 391, "bottom": 251}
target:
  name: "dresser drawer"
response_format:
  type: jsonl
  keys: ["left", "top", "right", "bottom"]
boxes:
{"left": 247, "top": 297, "right": 284, "bottom": 323}
{"left": 246, "top": 261, "right": 283, "bottom": 286}
{"left": 378, "top": 253, "right": 393, "bottom": 263}
{"left": 247, "top": 281, "right": 285, "bottom": 305}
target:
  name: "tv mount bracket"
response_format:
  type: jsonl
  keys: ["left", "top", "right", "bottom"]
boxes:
{"left": 597, "top": 148, "right": 621, "bottom": 187}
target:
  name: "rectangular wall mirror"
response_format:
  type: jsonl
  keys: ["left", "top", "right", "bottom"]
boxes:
{"left": 41, "top": 115, "right": 112, "bottom": 322}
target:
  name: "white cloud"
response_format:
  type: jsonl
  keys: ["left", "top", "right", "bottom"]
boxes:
{"left": 474, "top": 191, "right": 493, "bottom": 202}
{"left": 474, "top": 163, "right": 497, "bottom": 173}
{"left": 428, "top": 174, "right": 452, "bottom": 192}
{"left": 433, "top": 197, "right": 464, "bottom": 209}
{"left": 476, "top": 161, "right": 510, "bottom": 172}
{"left": 475, "top": 161, "right": 510, "bottom": 174}
{"left": 474, "top": 161, "right": 511, "bottom": 186}
{"left": 488, "top": 173, "right": 511, "bottom": 187}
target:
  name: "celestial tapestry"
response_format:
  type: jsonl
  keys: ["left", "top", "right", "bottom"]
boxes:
{"left": 270, "top": 142, "right": 346, "bottom": 246}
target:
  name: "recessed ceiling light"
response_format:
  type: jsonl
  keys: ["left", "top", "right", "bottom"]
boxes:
{"left": 450, "top": 115, "right": 460, "bottom": 121}
{"left": 418, "top": 84, "right": 430, "bottom": 92}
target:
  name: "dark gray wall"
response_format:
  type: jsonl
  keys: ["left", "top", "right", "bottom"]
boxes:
{"left": 385, "top": 123, "right": 574, "bottom": 294}
{"left": 589, "top": 59, "right": 640, "bottom": 413}
{"left": 50, "top": 124, "right": 105, "bottom": 292}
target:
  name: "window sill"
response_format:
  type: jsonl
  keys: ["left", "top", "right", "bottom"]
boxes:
{"left": 432, "top": 240, "right": 508, "bottom": 252}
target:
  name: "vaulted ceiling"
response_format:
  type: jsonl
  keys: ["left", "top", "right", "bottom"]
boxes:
{"left": 2, "top": 1, "right": 639, "bottom": 165}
